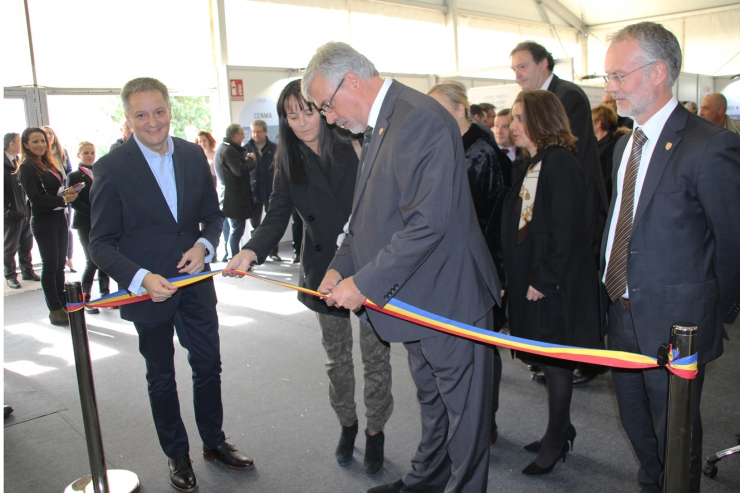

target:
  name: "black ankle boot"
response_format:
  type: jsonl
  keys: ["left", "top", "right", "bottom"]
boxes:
{"left": 336, "top": 422, "right": 358, "bottom": 466}
{"left": 364, "top": 429, "right": 384, "bottom": 476}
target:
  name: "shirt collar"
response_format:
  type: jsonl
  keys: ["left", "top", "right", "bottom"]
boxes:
{"left": 5, "top": 151, "right": 16, "bottom": 163}
{"left": 367, "top": 77, "right": 393, "bottom": 129}
{"left": 132, "top": 132, "right": 174, "bottom": 160}
{"left": 634, "top": 97, "right": 678, "bottom": 143}
{"left": 540, "top": 73, "right": 555, "bottom": 91}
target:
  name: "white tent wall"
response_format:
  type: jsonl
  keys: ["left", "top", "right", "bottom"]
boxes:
{"left": 4, "top": 0, "right": 740, "bottom": 133}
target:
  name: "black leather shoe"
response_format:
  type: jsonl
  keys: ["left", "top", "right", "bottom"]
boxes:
{"left": 4, "top": 405, "right": 14, "bottom": 419}
{"left": 292, "top": 253, "right": 300, "bottom": 264}
{"left": 268, "top": 253, "right": 282, "bottom": 262}
{"left": 168, "top": 454, "right": 197, "bottom": 492}
{"left": 202, "top": 441, "right": 254, "bottom": 470}
{"left": 531, "top": 371, "right": 546, "bottom": 384}
{"left": 364, "top": 429, "right": 384, "bottom": 475}
{"left": 22, "top": 272, "right": 40, "bottom": 281}
{"left": 6, "top": 278, "right": 21, "bottom": 289}
{"left": 85, "top": 306, "right": 100, "bottom": 314}
{"left": 572, "top": 368, "right": 595, "bottom": 385}
{"left": 221, "top": 254, "right": 229, "bottom": 263}
{"left": 367, "top": 479, "right": 435, "bottom": 493}
{"left": 527, "top": 365, "right": 541, "bottom": 372}
{"left": 336, "top": 422, "right": 358, "bottom": 466}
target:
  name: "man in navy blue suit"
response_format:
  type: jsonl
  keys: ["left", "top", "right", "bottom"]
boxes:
{"left": 90, "top": 77, "right": 253, "bottom": 492}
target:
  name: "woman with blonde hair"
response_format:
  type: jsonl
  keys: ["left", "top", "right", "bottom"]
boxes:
{"left": 17, "top": 128, "right": 78, "bottom": 325}
{"left": 501, "top": 90, "right": 600, "bottom": 474}
{"left": 427, "top": 81, "right": 509, "bottom": 446}
{"left": 66, "top": 142, "right": 111, "bottom": 314}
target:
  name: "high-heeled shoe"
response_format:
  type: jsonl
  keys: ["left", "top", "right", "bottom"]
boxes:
{"left": 521, "top": 441, "right": 570, "bottom": 475}
{"left": 523, "top": 424, "right": 576, "bottom": 453}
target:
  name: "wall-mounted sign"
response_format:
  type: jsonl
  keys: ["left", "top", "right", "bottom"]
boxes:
{"left": 230, "top": 79, "right": 244, "bottom": 101}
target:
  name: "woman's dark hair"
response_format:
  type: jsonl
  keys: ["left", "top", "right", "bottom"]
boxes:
{"left": 513, "top": 90, "right": 577, "bottom": 154}
{"left": 274, "top": 79, "right": 342, "bottom": 185}
{"left": 20, "top": 127, "right": 60, "bottom": 176}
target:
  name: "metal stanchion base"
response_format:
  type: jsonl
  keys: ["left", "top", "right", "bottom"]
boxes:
{"left": 64, "top": 469, "right": 140, "bottom": 493}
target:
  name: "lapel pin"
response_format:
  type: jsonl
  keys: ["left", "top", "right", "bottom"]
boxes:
{"left": 379, "top": 128, "right": 384, "bottom": 136}
{"left": 665, "top": 142, "right": 672, "bottom": 150}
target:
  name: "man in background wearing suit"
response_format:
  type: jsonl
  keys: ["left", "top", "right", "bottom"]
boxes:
{"left": 602, "top": 22, "right": 740, "bottom": 493}
{"left": 306, "top": 42, "right": 501, "bottom": 493}
{"left": 510, "top": 41, "right": 608, "bottom": 242}
{"left": 90, "top": 77, "right": 253, "bottom": 492}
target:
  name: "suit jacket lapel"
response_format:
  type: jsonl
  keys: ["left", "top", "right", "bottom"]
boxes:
{"left": 633, "top": 106, "right": 686, "bottom": 227}
{"left": 125, "top": 138, "right": 177, "bottom": 226}
{"left": 351, "top": 80, "right": 401, "bottom": 217}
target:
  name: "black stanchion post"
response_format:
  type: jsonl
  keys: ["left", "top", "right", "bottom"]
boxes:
{"left": 663, "top": 323, "right": 697, "bottom": 493}
{"left": 63, "top": 281, "right": 140, "bottom": 493}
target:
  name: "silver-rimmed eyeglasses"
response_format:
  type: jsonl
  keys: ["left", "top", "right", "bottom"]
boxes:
{"left": 320, "top": 76, "right": 345, "bottom": 116}
{"left": 603, "top": 61, "right": 657, "bottom": 85}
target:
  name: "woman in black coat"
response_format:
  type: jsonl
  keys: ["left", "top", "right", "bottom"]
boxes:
{"left": 427, "top": 82, "right": 509, "bottom": 446}
{"left": 66, "top": 142, "right": 111, "bottom": 314}
{"left": 17, "top": 127, "right": 79, "bottom": 326}
{"left": 502, "top": 90, "right": 600, "bottom": 475}
{"left": 225, "top": 80, "right": 392, "bottom": 475}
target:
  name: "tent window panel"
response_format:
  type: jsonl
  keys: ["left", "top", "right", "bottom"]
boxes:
{"left": 457, "top": 16, "right": 522, "bottom": 74}
{"left": 25, "top": 0, "right": 214, "bottom": 89}
{"left": 350, "top": 1, "right": 453, "bottom": 74}
{"left": 685, "top": 12, "right": 740, "bottom": 76}
{"left": 224, "top": 0, "right": 349, "bottom": 68}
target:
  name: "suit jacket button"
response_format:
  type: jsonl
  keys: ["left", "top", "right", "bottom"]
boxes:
{"left": 384, "top": 294, "right": 389, "bottom": 301}
{"left": 314, "top": 245, "right": 321, "bottom": 251}
{"left": 308, "top": 215, "right": 315, "bottom": 221}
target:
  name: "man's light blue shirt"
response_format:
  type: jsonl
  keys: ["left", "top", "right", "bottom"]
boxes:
{"left": 128, "top": 134, "right": 215, "bottom": 295}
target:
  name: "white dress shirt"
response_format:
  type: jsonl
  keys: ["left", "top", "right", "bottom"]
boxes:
{"left": 366, "top": 78, "right": 393, "bottom": 130}
{"left": 540, "top": 73, "right": 555, "bottom": 91}
{"left": 602, "top": 97, "right": 679, "bottom": 297}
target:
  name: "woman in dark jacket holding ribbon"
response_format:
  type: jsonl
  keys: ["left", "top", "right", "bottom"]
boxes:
{"left": 17, "top": 127, "right": 78, "bottom": 326}
{"left": 225, "top": 79, "right": 393, "bottom": 476}
{"left": 501, "top": 90, "right": 600, "bottom": 475}
{"left": 66, "top": 142, "right": 111, "bottom": 314}
{"left": 427, "top": 82, "right": 510, "bottom": 446}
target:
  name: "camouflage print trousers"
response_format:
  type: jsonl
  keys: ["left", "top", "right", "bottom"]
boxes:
{"left": 317, "top": 312, "right": 394, "bottom": 432}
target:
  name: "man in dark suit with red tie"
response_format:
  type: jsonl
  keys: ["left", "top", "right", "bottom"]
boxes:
{"left": 601, "top": 22, "right": 740, "bottom": 493}
{"left": 90, "top": 77, "right": 253, "bottom": 492}
{"left": 4, "top": 132, "right": 38, "bottom": 289}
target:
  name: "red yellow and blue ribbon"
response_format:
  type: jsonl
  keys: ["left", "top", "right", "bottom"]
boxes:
{"left": 66, "top": 269, "right": 698, "bottom": 379}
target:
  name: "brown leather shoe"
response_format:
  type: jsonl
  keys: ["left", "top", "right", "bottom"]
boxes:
{"left": 49, "top": 308, "right": 69, "bottom": 326}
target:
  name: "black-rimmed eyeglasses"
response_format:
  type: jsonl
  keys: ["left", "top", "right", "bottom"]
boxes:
{"left": 603, "top": 61, "right": 657, "bottom": 85}
{"left": 320, "top": 77, "right": 345, "bottom": 116}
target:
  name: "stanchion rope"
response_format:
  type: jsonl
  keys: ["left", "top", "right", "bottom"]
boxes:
{"left": 66, "top": 269, "right": 698, "bottom": 379}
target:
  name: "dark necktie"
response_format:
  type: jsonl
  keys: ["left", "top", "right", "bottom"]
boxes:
{"left": 604, "top": 128, "right": 648, "bottom": 302}
{"left": 360, "top": 125, "right": 373, "bottom": 169}
{"left": 13, "top": 157, "right": 19, "bottom": 170}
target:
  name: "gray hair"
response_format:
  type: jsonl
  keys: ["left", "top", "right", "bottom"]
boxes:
{"left": 121, "top": 77, "right": 171, "bottom": 114}
{"left": 225, "top": 123, "right": 243, "bottom": 140}
{"left": 4, "top": 132, "right": 19, "bottom": 150}
{"left": 683, "top": 101, "right": 698, "bottom": 113}
{"left": 608, "top": 22, "right": 682, "bottom": 87}
{"left": 302, "top": 42, "right": 379, "bottom": 103}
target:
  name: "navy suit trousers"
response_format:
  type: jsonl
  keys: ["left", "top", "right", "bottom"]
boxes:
{"left": 134, "top": 286, "right": 225, "bottom": 458}
{"left": 608, "top": 301, "right": 705, "bottom": 493}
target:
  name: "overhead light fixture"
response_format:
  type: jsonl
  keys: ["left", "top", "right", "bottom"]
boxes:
{"left": 581, "top": 74, "right": 604, "bottom": 80}
{"left": 731, "top": 73, "right": 740, "bottom": 80}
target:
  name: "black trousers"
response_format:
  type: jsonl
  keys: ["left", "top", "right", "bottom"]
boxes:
{"left": 133, "top": 287, "right": 226, "bottom": 458}
{"left": 76, "top": 227, "right": 110, "bottom": 297}
{"left": 608, "top": 301, "right": 706, "bottom": 493}
{"left": 30, "top": 211, "right": 68, "bottom": 311}
{"left": 291, "top": 208, "right": 303, "bottom": 255}
{"left": 4, "top": 216, "right": 33, "bottom": 279}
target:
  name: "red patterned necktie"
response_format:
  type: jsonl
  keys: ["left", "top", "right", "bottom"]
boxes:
{"left": 604, "top": 128, "right": 648, "bottom": 302}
